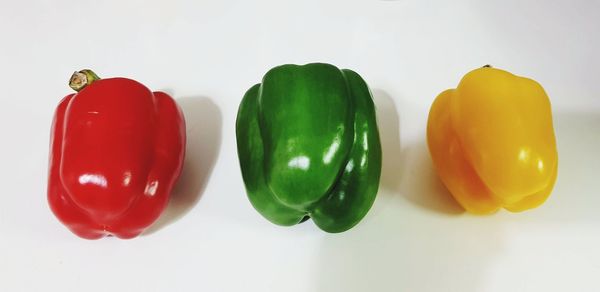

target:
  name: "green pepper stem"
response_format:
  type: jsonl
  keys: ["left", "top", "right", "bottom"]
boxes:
{"left": 69, "top": 69, "right": 101, "bottom": 92}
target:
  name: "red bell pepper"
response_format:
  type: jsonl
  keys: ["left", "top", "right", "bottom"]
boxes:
{"left": 48, "top": 70, "right": 186, "bottom": 239}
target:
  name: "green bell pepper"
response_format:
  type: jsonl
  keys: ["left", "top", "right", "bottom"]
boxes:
{"left": 236, "top": 63, "right": 382, "bottom": 233}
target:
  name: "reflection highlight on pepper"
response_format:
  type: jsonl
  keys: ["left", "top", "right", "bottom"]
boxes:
{"left": 288, "top": 156, "right": 310, "bottom": 170}
{"left": 122, "top": 171, "right": 132, "bottom": 187}
{"left": 323, "top": 139, "right": 341, "bottom": 164}
{"left": 78, "top": 174, "right": 108, "bottom": 188}
{"left": 144, "top": 181, "right": 159, "bottom": 196}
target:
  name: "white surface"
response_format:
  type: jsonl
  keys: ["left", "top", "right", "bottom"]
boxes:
{"left": 1, "top": 1, "right": 599, "bottom": 291}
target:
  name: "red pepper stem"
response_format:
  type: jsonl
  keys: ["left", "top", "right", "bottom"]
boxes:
{"left": 69, "top": 69, "right": 101, "bottom": 92}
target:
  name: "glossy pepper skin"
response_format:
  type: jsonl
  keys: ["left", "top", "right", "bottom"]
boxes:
{"left": 48, "top": 70, "right": 185, "bottom": 239}
{"left": 427, "top": 66, "right": 558, "bottom": 214}
{"left": 236, "top": 63, "right": 382, "bottom": 233}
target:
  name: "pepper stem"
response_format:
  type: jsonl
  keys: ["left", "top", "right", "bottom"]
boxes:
{"left": 69, "top": 69, "right": 101, "bottom": 92}
{"left": 483, "top": 64, "right": 492, "bottom": 68}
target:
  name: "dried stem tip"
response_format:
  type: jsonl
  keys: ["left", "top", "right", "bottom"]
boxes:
{"left": 69, "top": 69, "right": 101, "bottom": 92}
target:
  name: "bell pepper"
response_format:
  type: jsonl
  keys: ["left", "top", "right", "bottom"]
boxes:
{"left": 48, "top": 70, "right": 186, "bottom": 239}
{"left": 236, "top": 63, "right": 382, "bottom": 233}
{"left": 427, "top": 66, "right": 558, "bottom": 214}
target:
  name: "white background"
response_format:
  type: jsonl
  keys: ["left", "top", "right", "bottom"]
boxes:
{"left": 1, "top": 0, "right": 599, "bottom": 291}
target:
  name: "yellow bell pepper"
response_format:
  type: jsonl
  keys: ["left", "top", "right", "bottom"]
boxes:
{"left": 427, "top": 66, "right": 558, "bottom": 214}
